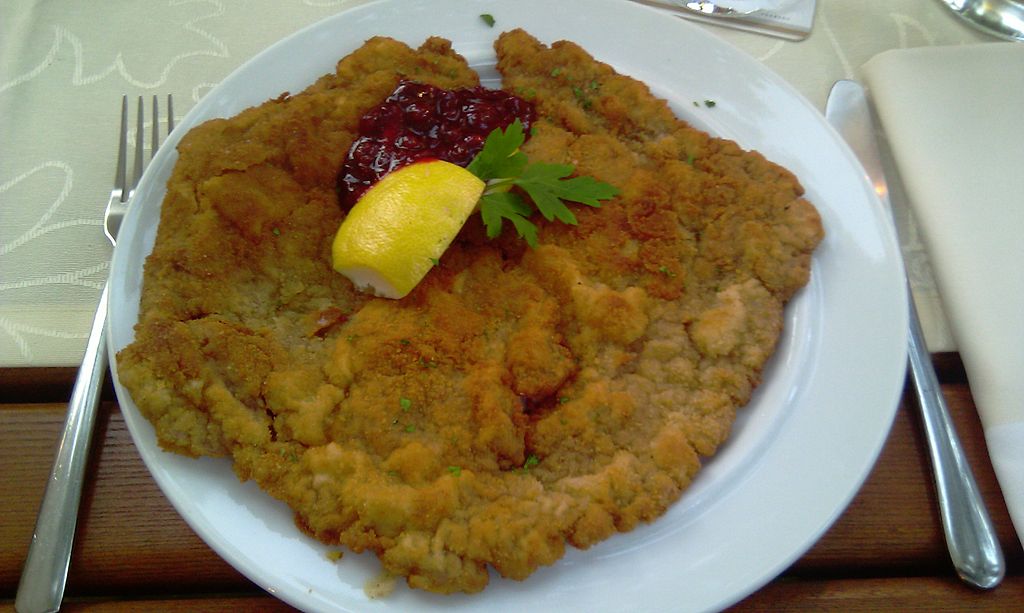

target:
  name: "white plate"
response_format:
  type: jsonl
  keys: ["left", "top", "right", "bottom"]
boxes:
{"left": 107, "top": 0, "right": 908, "bottom": 611}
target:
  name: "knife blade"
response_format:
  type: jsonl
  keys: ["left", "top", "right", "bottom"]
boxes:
{"left": 824, "top": 79, "right": 1005, "bottom": 589}
{"left": 628, "top": 0, "right": 810, "bottom": 40}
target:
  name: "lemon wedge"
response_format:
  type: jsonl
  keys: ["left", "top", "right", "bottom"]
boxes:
{"left": 331, "top": 160, "right": 485, "bottom": 299}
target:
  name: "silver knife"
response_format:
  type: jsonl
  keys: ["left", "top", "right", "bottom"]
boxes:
{"left": 628, "top": 1, "right": 809, "bottom": 40}
{"left": 824, "top": 79, "right": 1005, "bottom": 589}
{"left": 632, "top": 0, "right": 758, "bottom": 17}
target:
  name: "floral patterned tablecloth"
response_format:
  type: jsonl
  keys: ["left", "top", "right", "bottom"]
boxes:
{"left": 0, "top": 0, "right": 991, "bottom": 366}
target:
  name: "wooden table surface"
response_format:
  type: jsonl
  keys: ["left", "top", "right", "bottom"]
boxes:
{"left": 2, "top": 354, "right": 1021, "bottom": 612}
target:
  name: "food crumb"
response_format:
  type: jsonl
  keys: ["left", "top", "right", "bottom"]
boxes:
{"left": 364, "top": 571, "right": 398, "bottom": 599}
{"left": 325, "top": 550, "right": 344, "bottom": 562}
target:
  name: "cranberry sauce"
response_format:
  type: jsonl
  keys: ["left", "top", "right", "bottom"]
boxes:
{"left": 338, "top": 81, "right": 536, "bottom": 207}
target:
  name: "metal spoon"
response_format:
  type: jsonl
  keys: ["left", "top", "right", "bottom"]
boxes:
{"left": 937, "top": 0, "right": 1024, "bottom": 42}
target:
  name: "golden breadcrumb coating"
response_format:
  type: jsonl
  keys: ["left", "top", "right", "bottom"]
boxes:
{"left": 117, "top": 30, "right": 823, "bottom": 594}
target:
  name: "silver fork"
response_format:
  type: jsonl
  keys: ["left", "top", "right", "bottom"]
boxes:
{"left": 15, "top": 95, "right": 173, "bottom": 613}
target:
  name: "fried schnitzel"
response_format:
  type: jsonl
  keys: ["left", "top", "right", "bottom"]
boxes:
{"left": 116, "top": 30, "right": 823, "bottom": 594}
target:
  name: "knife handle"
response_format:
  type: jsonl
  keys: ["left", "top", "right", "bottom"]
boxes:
{"left": 906, "top": 289, "right": 1005, "bottom": 589}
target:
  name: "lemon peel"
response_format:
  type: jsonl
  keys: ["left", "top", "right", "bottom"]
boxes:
{"left": 331, "top": 160, "right": 485, "bottom": 299}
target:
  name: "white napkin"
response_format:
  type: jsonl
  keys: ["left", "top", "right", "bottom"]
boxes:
{"left": 863, "top": 43, "right": 1024, "bottom": 549}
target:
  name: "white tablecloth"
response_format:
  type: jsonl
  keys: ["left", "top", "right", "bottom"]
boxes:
{"left": 0, "top": 0, "right": 991, "bottom": 367}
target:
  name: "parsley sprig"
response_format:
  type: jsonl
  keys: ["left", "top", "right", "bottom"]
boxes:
{"left": 467, "top": 119, "right": 619, "bottom": 247}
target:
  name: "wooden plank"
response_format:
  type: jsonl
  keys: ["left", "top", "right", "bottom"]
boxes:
{"left": 798, "top": 386, "right": 1022, "bottom": 573}
{"left": 0, "top": 575, "right": 1020, "bottom": 612}
{"left": 0, "top": 403, "right": 69, "bottom": 590}
{"left": 2, "top": 380, "right": 1020, "bottom": 603}
{"left": 0, "top": 595, "right": 296, "bottom": 612}
{"left": 0, "top": 403, "right": 249, "bottom": 596}
{"left": 68, "top": 402, "right": 249, "bottom": 595}
{"left": 0, "top": 367, "right": 101, "bottom": 403}
{"left": 728, "top": 575, "right": 1024, "bottom": 612}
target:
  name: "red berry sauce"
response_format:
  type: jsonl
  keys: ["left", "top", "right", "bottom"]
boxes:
{"left": 338, "top": 81, "right": 536, "bottom": 207}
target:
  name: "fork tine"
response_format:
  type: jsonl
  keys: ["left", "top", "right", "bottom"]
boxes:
{"left": 167, "top": 94, "right": 175, "bottom": 133}
{"left": 131, "top": 97, "right": 145, "bottom": 195}
{"left": 114, "top": 96, "right": 129, "bottom": 201}
{"left": 117, "top": 94, "right": 171, "bottom": 204}
{"left": 150, "top": 95, "right": 160, "bottom": 161}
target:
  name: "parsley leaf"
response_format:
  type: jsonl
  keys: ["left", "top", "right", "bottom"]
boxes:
{"left": 467, "top": 119, "right": 528, "bottom": 179}
{"left": 515, "top": 163, "right": 579, "bottom": 224}
{"left": 517, "top": 454, "right": 541, "bottom": 474}
{"left": 468, "top": 120, "right": 619, "bottom": 247}
{"left": 479, "top": 191, "right": 538, "bottom": 247}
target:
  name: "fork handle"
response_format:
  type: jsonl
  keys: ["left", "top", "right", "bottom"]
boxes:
{"left": 907, "top": 291, "right": 1005, "bottom": 589}
{"left": 15, "top": 283, "right": 109, "bottom": 613}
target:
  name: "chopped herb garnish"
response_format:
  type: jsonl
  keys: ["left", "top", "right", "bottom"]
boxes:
{"left": 429, "top": 256, "right": 440, "bottom": 266}
{"left": 447, "top": 465, "right": 462, "bottom": 477}
{"left": 550, "top": 67, "right": 562, "bottom": 77}
{"left": 469, "top": 120, "right": 619, "bottom": 248}
{"left": 399, "top": 397, "right": 412, "bottom": 411}
{"left": 404, "top": 424, "right": 417, "bottom": 433}
{"left": 516, "top": 86, "right": 537, "bottom": 100}
{"left": 571, "top": 85, "right": 592, "bottom": 109}
{"left": 272, "top": 227, "right": 281, "bottom": 236}
{"left": 704, "top": 99, "right": 716, "bottom": 108}
{"left": 523, "top": 454, "right": 540, "bottom": 470}
{"left": 480, "top": 13, "right": 496, "bottom": 27}
{"left": 399, "top": 338, "right": 411, "bottom": 345}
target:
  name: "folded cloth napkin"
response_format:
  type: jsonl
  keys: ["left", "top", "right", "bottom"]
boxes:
{"left": 863, "top": 43, "right": 1024, "bottom": 549}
